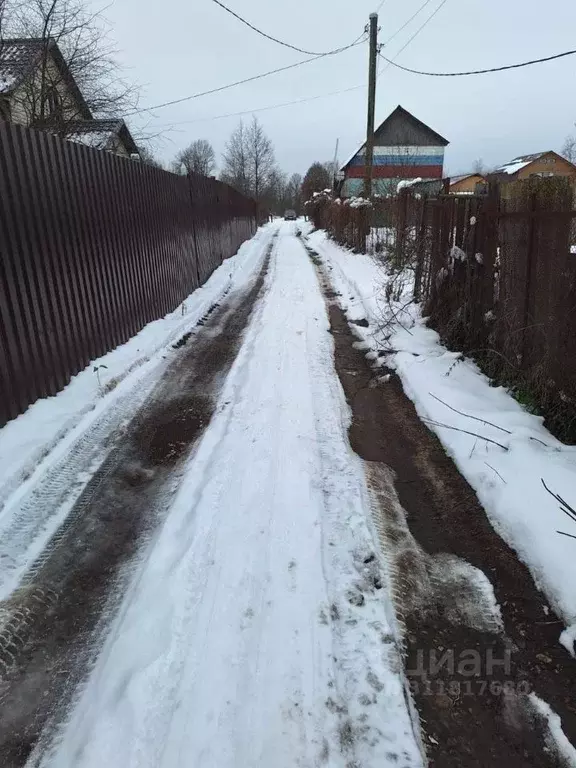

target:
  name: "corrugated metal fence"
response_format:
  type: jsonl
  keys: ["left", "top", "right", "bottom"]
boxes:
{"left": 0, "top": 121, "right": 257, "bottom": 426}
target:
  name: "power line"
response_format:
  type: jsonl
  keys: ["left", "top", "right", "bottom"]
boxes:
{"left": 388, "top": 0, "right": 449, "bottom": 60}
{"left": 379, "top": 47, "right": 576, "bottom": 76}
{"left": 212, "top": 0, "right": 366, "bottom": 56}
{"left": 130, "top": 1, "right": 447, "bottom": 125}
{"left": 382, "top": 0, "right": 435, "bottom": 46}
{"left": 139, "top": 3, "right": 439, "bottom": 129}
{"left": 125, "top": 41, "right": 364, "bottom": 116}
{"left": 378, "top": 0, "right": 449, "bottom": 75}
{"left": 153, "top": 83, "right": 367, "bottom": 130}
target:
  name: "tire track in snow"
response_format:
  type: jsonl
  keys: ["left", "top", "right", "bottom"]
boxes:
{"left": 29, "top": 224, "right": 422, "bottom": 768}
{"left": 308, "top": 242, "right": 574, "bottom": 767}
{"left": 0, "top": 226, "right": 278, "bottom": 605}
{"left": 0, "top": 237, "right": 275, "bottom": 768}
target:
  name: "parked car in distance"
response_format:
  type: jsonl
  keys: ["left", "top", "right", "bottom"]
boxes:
{"left": 284, "top": 210, "right": 297, "bottom": 220}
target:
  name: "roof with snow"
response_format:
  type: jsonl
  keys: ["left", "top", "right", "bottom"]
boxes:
{"left": 510, "top": 152, "right": 549, "bottom": 164}
{"left": 0, "top": 38, "right": 91, "bottom": 119}
{"left": 67, "top": 119, "right": 139, "bottom": 155}
{"left": 491, "top": 151, "right": 575, "bottom": 178}
{"left": 494, "top": 160, "right": 532, "bottom": 176}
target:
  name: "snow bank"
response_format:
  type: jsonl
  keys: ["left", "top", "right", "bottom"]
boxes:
{"left": 529, "top": 694, "right": 576, "bottom": 766}
{"left": 307, "top": 230, "right": 576, "bottom": 645}
{"left": 39, "top": 223, "right": 422, "bottom": 768}
{"left": 0, "top": 225, "right": 275, "bottom": 512}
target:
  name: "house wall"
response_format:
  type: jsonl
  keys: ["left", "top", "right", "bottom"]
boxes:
{"left": 342, "top": 110, "right": 446, "bottom": 196}
{"left": 517, "top": 153, "right": 576, "bottom": 180}
{"left": 8, "top": 53, "right": 85, "bottom": 128}
{"left": 450, "top": 175, "right": 484, "bottom": 194}
{"left": 110, "top": 137, "right": 131, "bottom": 158}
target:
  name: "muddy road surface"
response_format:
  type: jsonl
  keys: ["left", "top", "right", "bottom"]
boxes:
{"left": 0, "top": 244, "right": 272, "bottom": 766}
{"left": 308, "top": 242, "right": 576, "bottom": 768}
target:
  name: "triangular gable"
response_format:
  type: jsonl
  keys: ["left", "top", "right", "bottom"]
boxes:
{"left": 341, "top": 105, "right": 449, "bottom": 170}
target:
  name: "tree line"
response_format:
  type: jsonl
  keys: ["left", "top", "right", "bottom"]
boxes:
{"left": 0, "top": 0, "right": 335, "bottom": 210}
{"left": 171, "top": 116, "right": 335, "bottom": 214}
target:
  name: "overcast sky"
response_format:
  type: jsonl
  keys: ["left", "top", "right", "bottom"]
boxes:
{"left": 96, "top": 0, "right": 576, "bottom": 176}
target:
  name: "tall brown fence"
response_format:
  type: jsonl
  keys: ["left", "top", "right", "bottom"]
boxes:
{"left": 0, "top": 121, "right": 256, "bottom": 427}
{"left": 407, "top": 179, "right": 576, "bottom": 442}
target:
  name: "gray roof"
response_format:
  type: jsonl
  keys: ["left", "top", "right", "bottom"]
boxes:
{"left": 510, "top": 151, "right": 548, "bottom": 163}
{"left": 0, "top": 39, "right": 44, "bottom": 94}
{"left": 450, "top": 173, "right": 484, "bottom": 183}
{"left": 67, "top": 119, "right": 139, "bottom": 155}
{"left": 341, "top": 105, "right": 449, "bottom": 171}
{"left": 0, "top": 38, "right": 91, "bottom": 119}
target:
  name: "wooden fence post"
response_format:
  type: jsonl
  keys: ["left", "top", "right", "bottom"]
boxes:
{"left": 521, "top": 191, "right": 538, "bottom": 368}
{"left": 413, "top": 198, "right": 428, "bottom": 301}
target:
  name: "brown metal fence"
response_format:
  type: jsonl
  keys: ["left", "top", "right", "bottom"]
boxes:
{"left": 408, "top": 178, "right": 576, "bottom": 442}
{"left": 0, "top": 121, "right": 257, "bottom": 427}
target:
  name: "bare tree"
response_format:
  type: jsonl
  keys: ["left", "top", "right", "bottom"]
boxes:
{"left": 5, "top": 0, "right": 139, "bottom": 135}
{"left": 221, "top": 116, "right": 275, "bottom": 203}
{"left": 286, "top": 172, "right": 302, "bottom": 212}
{"left": 221, "top": 119, "right": 250, "bottom": 195}
{"left": 472, "top": 158, "right": 486, "bottom": 174}
{"left": 562, "top": 134, "right": 576, "bottom": 164}
{"left": 174, "top": 138, "right": 216, "bottom": 176}
{"left": 261, "top": 167, "right": 286, "bottom": 214}
{"left": 246, "top": 115, "right": 275, "bottom": 203}
{"left": 138, "top": 145, "right": 163, "bottom": 169}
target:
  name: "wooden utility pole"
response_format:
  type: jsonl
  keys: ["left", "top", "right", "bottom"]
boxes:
{"left": 332, "top": 137, "right": 339, "bottom": 192}
{"left": 363, "top": 12, "right": 378, "bottom": 199}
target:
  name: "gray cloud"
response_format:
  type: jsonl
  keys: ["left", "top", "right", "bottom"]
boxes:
{"left": 101, "top": 0, "right": 576, "bottom": 176}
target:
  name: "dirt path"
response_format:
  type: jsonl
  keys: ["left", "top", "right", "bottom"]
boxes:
{"left": 21, "top": 224, "right": 423, "bottom": 768}
{"left": 0, "top": 242, "right": 273, "bottom": 767}
{"left": 307, "top": 244, "right": 576, "bottom": 767}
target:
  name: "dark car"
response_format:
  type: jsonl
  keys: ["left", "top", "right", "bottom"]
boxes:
{"left": 284, "top": 210, "right": 297, "bottom": 221}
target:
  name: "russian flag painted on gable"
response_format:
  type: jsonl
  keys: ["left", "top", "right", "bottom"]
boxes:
{"left": 340, "top": 106, "right": 449, "bottom": 196}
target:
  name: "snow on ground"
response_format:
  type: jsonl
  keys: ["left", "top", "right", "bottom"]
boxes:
{"left": 529, "top": 694, "right": 576, "bottom": 767}
{"left": 0, "top": 224, "right": 275, "bottom": 601}
{"left": 35, "top": 223, "right": 422, "bottom": 768}
{"left": 307, "top": 229, "right": 576, "bottom": 648}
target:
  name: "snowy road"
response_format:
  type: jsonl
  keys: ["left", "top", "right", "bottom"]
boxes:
{"left": 26, "top": 223, "right": 421, "bottom": 767}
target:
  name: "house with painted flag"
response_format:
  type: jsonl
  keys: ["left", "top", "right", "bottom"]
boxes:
{"left": 340, "top": 105, "right": 449, "bottom": 197}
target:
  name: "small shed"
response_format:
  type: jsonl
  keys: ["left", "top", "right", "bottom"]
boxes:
{"left": 449, "top": 173, "right": 486, "bottom": 194}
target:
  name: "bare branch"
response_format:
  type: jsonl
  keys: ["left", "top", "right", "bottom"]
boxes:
{"left": 484, "top": 462, "right": 506, "bottom": 484}
{"left": 429, "top": 392, "right": 512, "bottom": 435}
{"left": 541, "top": 478, "right": 576, "bottom": 524}
{"left": 422, "top": 417, "right": 509, "bottom": 451}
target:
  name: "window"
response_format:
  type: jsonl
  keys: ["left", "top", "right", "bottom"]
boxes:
{"left": 46, "top": 87, "right": 61, "bottom": 116}
{"left": 0, "top": 100, "right": 11, "bottom": 121}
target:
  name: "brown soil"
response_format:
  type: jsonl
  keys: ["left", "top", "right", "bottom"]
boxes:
{"left": 309, "top": 247, "right": 576, "bottom": 768}
{"left": 0, "top": 245, "right": 272, "bottom": 767}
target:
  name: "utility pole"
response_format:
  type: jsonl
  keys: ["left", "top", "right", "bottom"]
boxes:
{"left": 332, "top": 137, "right": 339, "bottom": 192}
{"left": 363, "top": 12, "right": 378, "bottom": 199}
